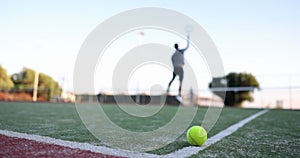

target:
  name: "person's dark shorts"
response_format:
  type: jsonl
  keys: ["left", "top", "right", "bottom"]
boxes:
{"left": 173, "top": 67, "right": 184, "bottom": 81}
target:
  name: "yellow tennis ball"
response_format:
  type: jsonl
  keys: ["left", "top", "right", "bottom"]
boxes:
{"left": 186, "top": 126, "right": 207, "bottom": 146}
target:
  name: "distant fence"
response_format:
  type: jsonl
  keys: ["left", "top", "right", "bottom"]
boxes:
{"left": 75, "top": 94, "right": 182, "bottom": 105}
{"left": 1, "top": 86, "right": 299, "bottom": 109}
{"left": 243, "top": 86, "right": 300, "bottom": 109}
{"left": 74, "top": 86, "right": 300, "bottom": 109}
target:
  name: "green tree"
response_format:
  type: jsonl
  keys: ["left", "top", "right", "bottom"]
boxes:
{"left": 209, "top": 72, "right": 259, "bottom": 107}
{"left": 11, "top": 68, "right": 62, "bottom": 100}
{"left": 11, "top": 68, "right": 35, "bottom": 89}
{"left": 0, "top": 65, "right": 14, "bottom": 90}
{"left": 38, "top": 73, "right": 62, "bottom": 100}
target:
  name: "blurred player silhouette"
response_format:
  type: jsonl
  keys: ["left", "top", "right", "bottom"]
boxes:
{"left": 167, "top": 35, "right": 190, "bottom": 100}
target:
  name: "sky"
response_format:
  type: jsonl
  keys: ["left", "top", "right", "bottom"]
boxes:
{"left": 1, "top": 0, "right": 300, "bottom": 100}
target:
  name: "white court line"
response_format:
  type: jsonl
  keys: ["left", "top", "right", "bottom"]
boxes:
{"left": 0, "top": 130, "right": 159, "bottom": 158}
{"left": 163, "top": 109, "right": 269, "bottom": 158}
{"left": 0, "top": 109, "right": 269, "bottom": 158}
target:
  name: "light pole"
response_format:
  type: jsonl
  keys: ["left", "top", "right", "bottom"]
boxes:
{"left": 135, "top": 30, "right": 144, "bottom": 104}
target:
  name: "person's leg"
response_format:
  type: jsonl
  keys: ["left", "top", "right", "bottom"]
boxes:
{"left": 179, "top": 81, "right": 182, "bottom": 96}
{"left": 167, "top": 72, "right": 176, "bottom": 93}
{"left": 178, "top": 67, "right": 184, "bottom": 96}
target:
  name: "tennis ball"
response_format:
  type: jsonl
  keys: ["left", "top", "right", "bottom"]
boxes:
{"left": 186, "top": 126, "right": 207, "bottom": 146}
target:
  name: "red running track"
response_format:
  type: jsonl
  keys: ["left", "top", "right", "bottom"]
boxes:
{"left": 0, "top": 134, "right": 124, "bottom": 158}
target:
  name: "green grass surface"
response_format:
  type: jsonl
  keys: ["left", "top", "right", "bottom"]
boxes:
{"left": 0, "top": 102, "right": 98, "bottom": 144}
{"left": 150, "top": 107, "right": 260, "bottom": 154}
{"left": 0, "top": 102, "right": 298, "bottom": 157}
{"left": 191, "top": 109, "right": 300, "bottom": 157}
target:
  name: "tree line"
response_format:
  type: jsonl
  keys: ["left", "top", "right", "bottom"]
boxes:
{"left": 0, "top": 65, "right": 61, "bottom": 101}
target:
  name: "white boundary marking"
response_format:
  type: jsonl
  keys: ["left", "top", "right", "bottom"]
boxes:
{"left": 0, "top": 129, "right": 159, "bottom": 158}
{"left": 163, "top": 109, "right": 269, "bottom": 158}
{"left": 0, "top": 109, "right": 269, "bottom": 158}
